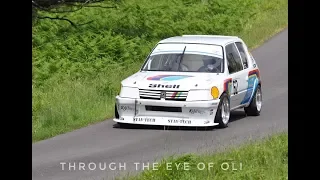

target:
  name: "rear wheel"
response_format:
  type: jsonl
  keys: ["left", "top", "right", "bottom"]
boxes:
{"left": 244, "top": 85, "right": 262, "bottom": 116}
{"left": 214, "top": 93, "right": 230, "bottom": 128}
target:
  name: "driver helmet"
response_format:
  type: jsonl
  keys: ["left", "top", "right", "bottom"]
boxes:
{"left": 203, "top": 56, "right": 216, "bottom": 66}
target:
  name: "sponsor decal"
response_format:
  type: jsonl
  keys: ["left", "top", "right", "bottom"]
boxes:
{"left": 204, "top": 120, "right": 210, "bottom": 124}
{"left": 168, "top": 119, "right": 191, "bottom": 124}
{"left": 189, "top": 109, "right": 205, "bottom": 114}
{"left": 120, "top": 105, "right": 134, "bottom": 111}
{"left": 170, "top": 91, "right": 183, "bottom": 98}
{"left": 209, "top": 109, "right": 214, "bottom": 115}
{"left": 119, "top": 117, "right": 124, "bottom": 121}
{"left": 149, "top": 84, "right": 180, "bottom": 88}
{"left": 133, "top": 117, "right": 155, "bottom": 123}
{"left": 147, "top": 75, "right": 193, "bottom": 81}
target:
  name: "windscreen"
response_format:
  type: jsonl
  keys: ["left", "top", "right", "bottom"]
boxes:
{"left": 141, "top": 43, "right": 224, "bottom": 73}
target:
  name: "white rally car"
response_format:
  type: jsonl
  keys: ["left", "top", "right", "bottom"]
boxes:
{"left": 113, "top": 35, "right": 262, "bottom": 128}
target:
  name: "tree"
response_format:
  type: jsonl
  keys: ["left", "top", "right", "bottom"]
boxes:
{"left": 32, "top": 0, "right": 119, "bottom": 26}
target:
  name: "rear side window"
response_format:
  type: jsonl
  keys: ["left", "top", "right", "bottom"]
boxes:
{"left": 225, "top": 43, "right": 243, "bottom": 74}
{"left": 235, "top": 42, "right": 248, "bottom": 69}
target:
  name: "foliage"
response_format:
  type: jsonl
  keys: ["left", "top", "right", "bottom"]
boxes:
{"left": 120, "top": 133, "right": 288, "bottom": 180}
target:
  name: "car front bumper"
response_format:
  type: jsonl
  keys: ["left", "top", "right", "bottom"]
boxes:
{"left": 113, "top": 96, "right": 220, "bottom": 127}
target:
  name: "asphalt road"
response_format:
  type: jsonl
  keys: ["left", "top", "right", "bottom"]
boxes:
{"left": 32, "top": 28, "right": 288, "bottom": 180}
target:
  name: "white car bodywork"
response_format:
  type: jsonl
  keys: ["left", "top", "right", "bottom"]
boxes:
{"left": 113, "top": 35, "right": 261, "bottom": 127}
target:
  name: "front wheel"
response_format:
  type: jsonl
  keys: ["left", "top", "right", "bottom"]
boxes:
{"left": 114, "top": 104, "right": 134, "bottom": 128}
{"left": 114, "top": 104, "right": 119, "bottom": 119}
{"left": 244, "top": 85, "right": 262, "bottom": 116}
{"left": 214, "top": 93, "right": 230, "bottom": 128}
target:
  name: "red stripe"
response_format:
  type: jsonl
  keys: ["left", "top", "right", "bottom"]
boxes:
{"left": 249, "top": 69, "right": 260, "bottom": 77}
{"left": 224, "top": 78, "right": 232, "bottom": 91}
{"left": 171, "top": 92, "right": 177, "bottom": 98}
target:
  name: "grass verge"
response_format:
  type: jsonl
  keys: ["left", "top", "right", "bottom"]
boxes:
{"left": 117, "top": 132, "right": 288, "bottom": 180}
{"left": 32, "top": 0, "right": 288, "bottom": 142}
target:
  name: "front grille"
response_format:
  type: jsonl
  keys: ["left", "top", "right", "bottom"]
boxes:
{"left": 145, "top": 105, "right": 182, "bottom": 112}
{"left": 139, "top": 89, "right": 188, "bottom": 101}
{"left": 165, "top": 91, "right": 188, "bottom": 101}
{"left": 139, "top": 89, "right": 161, "bottom": 100}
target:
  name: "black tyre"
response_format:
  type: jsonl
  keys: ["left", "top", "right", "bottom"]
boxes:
{"left": 244, "top": 85, "right": 262, "bottom": 116}
{"left": 114, "top": 104, "right": 119, "bottom": 119}
{"left": 114, "top": 104, "right": 123, "bottom": 127}
{"left": 114, "top": 104, "right": 133, "bottom": 128}
{"left": 214, "top": 93, "right": 230, "bottom": 128}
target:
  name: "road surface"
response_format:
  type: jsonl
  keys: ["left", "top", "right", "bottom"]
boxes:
{"left": 32, "top": 28, "right": 288, "bottom": 180}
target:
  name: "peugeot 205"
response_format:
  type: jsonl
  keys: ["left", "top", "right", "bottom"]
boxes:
{"left": 113, "top": 35, "right": 262, "bottom": 128}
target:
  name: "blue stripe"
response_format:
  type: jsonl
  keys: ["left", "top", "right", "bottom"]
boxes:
{"left": 241, "top": 76, "right": 259, "bottom": 105}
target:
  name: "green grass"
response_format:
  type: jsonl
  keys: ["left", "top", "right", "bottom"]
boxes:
{"left": 117, "top": 132, "right": 288, "bottom": 180}
{"left": 32, "top": 0, "right": 288, "bottom": 142}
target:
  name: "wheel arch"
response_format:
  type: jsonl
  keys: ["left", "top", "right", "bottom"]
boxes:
{"left": 114, "top": 104, "right": 119, "bottom": 119}
{"left": 219, "top": 91, "right": 230, "bottom": 101}
{"left": 248, "top": 79, "right": 261, "bottom": 104}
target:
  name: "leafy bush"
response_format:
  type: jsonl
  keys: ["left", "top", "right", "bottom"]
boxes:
{"left": 32, "top": 0, "right": 257, "bottom": 87}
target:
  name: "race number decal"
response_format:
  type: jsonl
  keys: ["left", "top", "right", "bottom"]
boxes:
{"left": 233, "top": 79, "right": 238, "bottom": 95}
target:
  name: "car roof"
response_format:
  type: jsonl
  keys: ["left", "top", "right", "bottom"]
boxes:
{"left": 158, "top": 35, "right": 242, "bottom": 46}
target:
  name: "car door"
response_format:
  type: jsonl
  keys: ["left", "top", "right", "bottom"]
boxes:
{"left": 234, "top": 41, "right": 252, "bottom": 106}
{"left": 225, "top": 42, "right": 248, "bottom": 109}
{"left": 235, "top": 41, "right": 260, "bottom": 106}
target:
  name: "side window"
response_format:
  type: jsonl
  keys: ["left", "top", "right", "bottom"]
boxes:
{"left": 235, "top": 42, "right": 248, "bottom": 69}
{"left": 225, "top": 43, "right": 243, "bottom": 74}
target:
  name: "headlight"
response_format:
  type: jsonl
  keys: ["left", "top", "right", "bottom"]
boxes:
{"left": 211, "top": 86, "right": 219, "bottom": 99}
{"left": 186, "top": 90, "right": 212, "bottom": 101}
{"left": 119, "top": 86, "right": 139, "bottom": 98}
